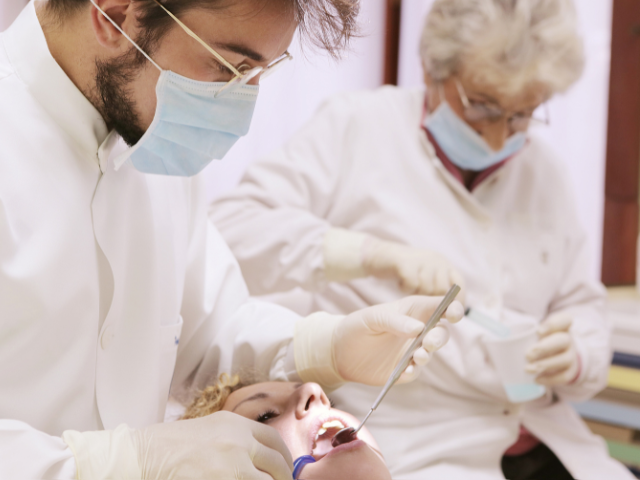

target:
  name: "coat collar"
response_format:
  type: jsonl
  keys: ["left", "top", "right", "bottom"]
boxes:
{"left": 3, "top": 1, "right": 109, "bottom": 163}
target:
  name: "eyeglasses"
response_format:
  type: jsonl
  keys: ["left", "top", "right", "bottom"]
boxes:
{"left": 451, "top": 79, "right": 550, "bottom": 132}
{"left": 152, "top": 0, "right": 293, "bottom": 97}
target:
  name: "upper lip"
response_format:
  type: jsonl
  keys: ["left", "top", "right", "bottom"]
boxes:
{"left": 307, "top": 413, "right": 351, "bottom": 457}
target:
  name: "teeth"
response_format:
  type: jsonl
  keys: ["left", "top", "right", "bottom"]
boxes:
{"left": 314, "top": 420, "right": 346, "bottom": 441}
{"left": 322, "top": 420, "right": 345, "bottom": 429}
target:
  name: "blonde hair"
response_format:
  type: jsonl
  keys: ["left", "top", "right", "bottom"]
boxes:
{"left": 420, "top": 0, "right": 584, "bottom": 95}
{"left": 182, "top": 373, "right": 245, "bottom": 420}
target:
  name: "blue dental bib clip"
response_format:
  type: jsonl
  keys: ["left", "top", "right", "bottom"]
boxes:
{"left": 293, "top": 455, "right": 316, "bottom": 479}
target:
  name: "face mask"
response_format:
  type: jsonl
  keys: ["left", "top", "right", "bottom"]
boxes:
{"left": 90, "top": 0, "right": 258, "bottom": 177}
{"left": 423, "top": 101, "right": 526, "bottom": 171}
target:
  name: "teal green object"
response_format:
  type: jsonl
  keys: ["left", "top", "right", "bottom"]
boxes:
{"left": 465, "top": 308, "right": 511, "bottom": 338}
{"left": 504, "top": 383, "right": 546, "bottom": 403}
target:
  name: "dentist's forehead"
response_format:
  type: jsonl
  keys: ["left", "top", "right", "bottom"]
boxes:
{"left": 181, "top": 0, "right": 297, "bottom": 63}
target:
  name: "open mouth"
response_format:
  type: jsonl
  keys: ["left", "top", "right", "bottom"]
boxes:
{"left": 310, "top": 419, "right": 348, "bottom": 460}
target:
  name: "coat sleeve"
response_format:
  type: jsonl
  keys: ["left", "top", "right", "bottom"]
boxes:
{"left": 0, "top": 420, "right": 76, "bottom": 479}
{"left": 172, "top": 178, "right": 303, "bottom": 395}
{"left": 209, "top": 96, "right": 356, "bottom": 296}
{"left": 546, "top": 191, "right": 610, "bottom": 403}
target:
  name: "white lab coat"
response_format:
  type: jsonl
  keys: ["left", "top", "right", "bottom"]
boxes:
{"left": 211, "top": 86, "right": 634, "bottom": 479}
{"left": 0, "top": 4, "right": 299, "bottom": 478}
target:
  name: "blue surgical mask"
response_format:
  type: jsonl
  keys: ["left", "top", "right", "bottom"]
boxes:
{"left": 113, "top": 73, "right": 257, "bottom": 176}
{"left": 424, "top": 101, "right": 526, "bottom": 171}
{"left": 90, "top": 0, "right": 258, "bottom": 177}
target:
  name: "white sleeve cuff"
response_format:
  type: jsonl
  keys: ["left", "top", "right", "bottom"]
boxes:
{"left": 63, "top": 425, "right": 141, "bottom": 480}
{"left": 0, "top": 419, "right": 77, "bottom": 480}
{"left": 323, "top": 228, "right": 369, "bottom": 282}
{"left": 294, "top": 311, "right": 346, "bottom": 392}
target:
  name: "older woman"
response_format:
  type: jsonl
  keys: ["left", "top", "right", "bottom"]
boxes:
{"left": 209, "top": 0, "right": 633, "bottom": 479}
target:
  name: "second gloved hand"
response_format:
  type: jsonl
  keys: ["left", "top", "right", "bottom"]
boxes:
{"left": 63, "top": 411, "right": 293, "bottom": 480}
{"left": 294, "top": 295, "right": 464, "bottom": 390}
{"left": 525, "top": 313, "right": 581, "bottom": 386}
{"left": 323, "top": 228, "right": 465, "bottom": 300}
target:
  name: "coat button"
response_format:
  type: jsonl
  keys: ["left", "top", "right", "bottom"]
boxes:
{"left": 100, "top": 324, "right": 114, "bottom": 350}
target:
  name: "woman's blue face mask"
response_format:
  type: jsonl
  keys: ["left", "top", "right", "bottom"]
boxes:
{"left": 423, "top": 86, "right": 527, "bottom": 172}
{"left": 90, "top": 0, "right": 258, "bottom": 177}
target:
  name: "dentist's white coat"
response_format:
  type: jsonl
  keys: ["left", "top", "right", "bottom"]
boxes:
{"left": 211, "top": 86, "right": 634, "bottom": 479}
{"left": 0, "top": 4, "right": 298, "bottom": 478}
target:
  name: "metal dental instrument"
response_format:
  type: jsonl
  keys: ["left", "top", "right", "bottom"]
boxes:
{"left": 331, "top": 284, "right": 461, "bottom": 447}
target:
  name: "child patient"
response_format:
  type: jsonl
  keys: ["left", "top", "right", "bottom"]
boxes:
{"left": 182, "top": 374, "right": 392, "bottom": 479}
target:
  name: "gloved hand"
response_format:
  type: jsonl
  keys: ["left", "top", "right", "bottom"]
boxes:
{"left": 323, "top": 228, "right": 465, "bottom": 299}
{"left": 294, "top": 295, "right": 465, "bottom": 390}
{"left": 63, "top": 411, "right": 293, "bottom": 480}
{"left": 525, "top": 313, "right": 581, "bottom": 386}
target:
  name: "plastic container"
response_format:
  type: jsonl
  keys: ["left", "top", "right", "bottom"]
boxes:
{"left": 484, "top": 324, "right": 546, "bottom": 403}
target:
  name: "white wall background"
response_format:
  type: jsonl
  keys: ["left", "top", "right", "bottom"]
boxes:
{"left": 0, "top": 0, "right": 27, "bottom": 30}
{"left": 397, "top": 0, "right": 613, "bottom": 280}
{"left": 202, "top": 0, "right": 387, "bottom": 201}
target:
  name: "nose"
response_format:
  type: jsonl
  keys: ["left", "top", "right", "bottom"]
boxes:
{"left": 479, "top": 118, "right": 510, "bottom": 151}
{"left": 295, "top": 383, "right": 331, "bottom": 419}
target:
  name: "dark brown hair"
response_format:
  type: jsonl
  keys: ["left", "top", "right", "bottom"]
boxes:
{"left": 47, "top": 0, "right": 359, "bottom": 58}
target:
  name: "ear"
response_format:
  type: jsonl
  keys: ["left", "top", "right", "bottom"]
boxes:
{"left": 90, "top": 0, "right": 136, "bottom": 51}
{"left": 423, "top": 70, "right": 435, "bottom": 89}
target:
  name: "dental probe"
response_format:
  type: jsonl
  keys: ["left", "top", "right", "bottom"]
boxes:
{"left": 331, "top": 284, "right": 461, "bottom": 448}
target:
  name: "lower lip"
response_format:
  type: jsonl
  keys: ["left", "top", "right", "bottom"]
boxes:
{"left": 324, "top": 439, "right": 367, "bottom": 459}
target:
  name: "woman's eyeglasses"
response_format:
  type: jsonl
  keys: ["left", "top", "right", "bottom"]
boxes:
{"left": 453, "top": 79, "right": 549, "bottom": 132}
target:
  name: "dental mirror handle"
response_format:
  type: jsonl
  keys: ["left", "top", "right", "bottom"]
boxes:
{"left": 354, "top": 284, "right": 461, "bottom": 434}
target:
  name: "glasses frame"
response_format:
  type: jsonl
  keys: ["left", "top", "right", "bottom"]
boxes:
{"left": 452, "top": 78, "right": 550, "bottom": 132}
{"left": 215, "top": 52, "right": 293, "bottom": 98}
{"left": 152, "top": 0, "right": 293, "bottom": 98}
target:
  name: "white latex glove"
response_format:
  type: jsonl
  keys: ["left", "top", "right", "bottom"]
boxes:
{"left": 525, "top": 313, "right": 580, "bottom": 386}
{"left": 294, "top": 295, "right": 464, "bottom": 390}
{"left": 323, "top": 228, "right": 465, "bottom": 300}
{"left": 63, "top": 411, "right": 293, "bottom": 480}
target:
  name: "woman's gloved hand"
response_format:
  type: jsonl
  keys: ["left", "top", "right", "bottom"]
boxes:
{"left": 63, "top": 411, "right": 293, "bottom": 480}
{"left": 294, "top": 296, "right": 464, "bottom": 391}
{"left": 525, "top": 313, "right": 580, "bottom": 386}
{"left": 323, "top": 228, "right": 465, "bottom": 300}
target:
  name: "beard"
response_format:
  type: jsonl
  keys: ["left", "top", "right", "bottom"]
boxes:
{"left": 93, "top": 43, "right": 151, "bottom": 147}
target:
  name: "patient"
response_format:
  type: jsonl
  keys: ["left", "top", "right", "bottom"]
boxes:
{"left": 183, "top": 375, "right": 391, "bottom": 479}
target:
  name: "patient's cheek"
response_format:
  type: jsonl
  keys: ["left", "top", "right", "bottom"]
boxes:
{"left": 269, "top": 418, "right": 308, "bottom": 459}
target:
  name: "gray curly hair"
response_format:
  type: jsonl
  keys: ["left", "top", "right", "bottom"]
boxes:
{"left": 421, "top": 0, "right": 584, "bottom": 95}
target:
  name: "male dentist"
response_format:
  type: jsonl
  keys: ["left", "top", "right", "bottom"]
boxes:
{"left": 0, "top": 0, "right": 464, "bottom": 478}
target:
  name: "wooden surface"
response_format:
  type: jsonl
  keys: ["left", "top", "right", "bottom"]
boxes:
{"left": 383, "top": 0, "right": 401, "bottom": 85}
{"left": 602, "top": 0, "right": 640, "bottom": 285}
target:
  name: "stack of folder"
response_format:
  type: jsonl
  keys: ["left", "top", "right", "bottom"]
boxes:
{"left": 573, "top": 352, "right": 640, "bottom": 477}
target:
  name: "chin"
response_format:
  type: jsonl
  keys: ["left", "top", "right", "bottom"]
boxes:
{"left": 303, "top": 439, "right": 391, "bottom": 480}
